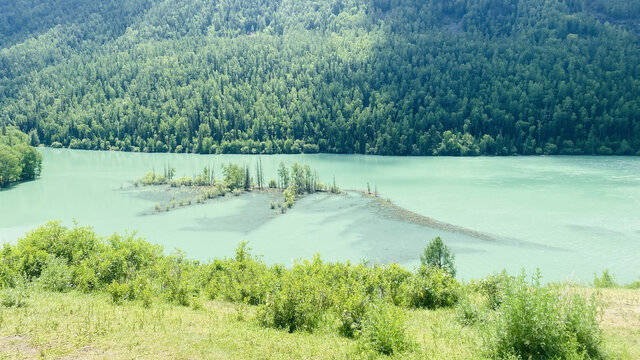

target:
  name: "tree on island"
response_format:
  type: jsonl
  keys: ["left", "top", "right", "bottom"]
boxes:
{"left": 277, "top": 162, "right": 289, "bottom": 190}
{"left": 421, "top": 237, "right": 456, "bottom": 278}
{"left": 222, "top": 163, "right": 244, "bottom": 190}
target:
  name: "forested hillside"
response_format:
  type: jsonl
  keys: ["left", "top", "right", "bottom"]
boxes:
{"left": 1, "top": 0, "right": 639, "bottom": 155}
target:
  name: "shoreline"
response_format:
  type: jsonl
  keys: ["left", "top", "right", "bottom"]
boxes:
{"left": 36, "top": 146, "right": 640, "bottom": 158}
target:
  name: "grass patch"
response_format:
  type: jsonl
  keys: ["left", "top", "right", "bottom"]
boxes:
{"left": 0, "top": 287, "right": 636, "bottom": 359}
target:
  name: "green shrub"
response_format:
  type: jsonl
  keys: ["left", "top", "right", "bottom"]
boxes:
{"left": 107, "top": 281, "right": 130, "bottom": 305}
{"left": 491, "top": 272, "right": 604, "bottom": 359}
{"left": 357, "top": 302, "right": 412, "bottom": 356}
{"left": 1, "top": 281, "right": 28, "bottom": 308}
{"left": 96, "top": 233, "right": 162, "bottom": 286}
{"left": 136, "top": 171, "right": 168, "bottom": 185}
{"left": 190, "top": 296, "right": 204, "bottom": 310}
{"left": 16, "top": 222, "right": 101, "bottom": 277}
{"left": 473, "top": 271, "right": 512, "bottom": 310}
{"left": 337, "top": 291, "right": 369, "bottom": 338}
{"left": 39, "top": 257, "right": 72, "bottom": 292}
{"left": 127, "top": 274, "right": 155, "bottom": 305}
{"left": 383, "top": 264, "right": 413, "bottom": 304}
{"left": 258, "top": 266, "right": 324, "bottom": 333}
{"left": 154, "top": 253, "right": 198, "bottom": 306}
{"left": 593, "top": 270, "right": 617, "bottom": 288}
{"left": 168, "top": 279, "right": 192, "bottom": 306}
{"left": 139, "top": 287, "right": 153, "bottom": 308}
{"left": 402, "top": 266, "right": 460, "bottom": 309}
{"left": 0, "top": 260, "right": 17, "bottom": 288}
{"left": 456, "top": 301, "right": 482, "bottom": 326}
{"left": 218, "top": 263, "right": 270, "bottom": 305}
{"left": 215, "top": 243, "right": 276, "bottom": 305}
{"left": 95, "top": 251, "right": 127, "bottom": 285}
{"left": 333, "top": 264, "right": 411, "bottom": 337}
{"left": 626, "top": 279, "right": 640, "bottom": 289}
{"left": 72, "top": 263, "right": 98, "bottom": 293}
{"left": 222, "top": 163, "right": 244, "bottom": 190}
{"left": 17, "top": 247, "right": 49, "bottom": 279}
{"left": 420, "top": 236, "right": 456, "bottom": 277}
{"left": 283, "top": 187, "right": 296, "bottom": 208}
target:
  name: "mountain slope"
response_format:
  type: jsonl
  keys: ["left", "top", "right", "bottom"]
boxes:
{"left": 1, "top": 0, "right": 639, "bottom": 155}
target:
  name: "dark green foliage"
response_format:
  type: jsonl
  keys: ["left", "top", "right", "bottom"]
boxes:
{"left": 1, "top": 1, "right": 639, "bottom": 156}
{"left": 0, "top": 128, "right": 42, "bottom": 187}
{"left": 222, "top": 163, "right": 245, "bottom": 191}
{"left": 492, "top": 272, "right": 604, "bottom": 359}
{"left": 402, "top": 266, "right": 460, "bottom": 309}
{"left": 258, "top": 263, "right": 326, "bottom": 333}
{"left": 420, "top": 236, "right": 456, "bottom": 277}
{"left": 107, "top": 281, "right": 130, "bottom": 305}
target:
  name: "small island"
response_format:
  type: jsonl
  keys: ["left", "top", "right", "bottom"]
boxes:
{"left": 132, "top": 161, "right": 341, "bottom": 214}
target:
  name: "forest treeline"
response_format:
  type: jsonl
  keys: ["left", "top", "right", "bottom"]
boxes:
{"left": 0, "top": 126, "right": 42, "bottom": 187}
{"left": 1, "top": 0, "right": 639, "bottom": 156}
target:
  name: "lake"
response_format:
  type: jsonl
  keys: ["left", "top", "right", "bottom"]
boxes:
{"left": 1, "top": 148, "right": 639, "bottom": 283}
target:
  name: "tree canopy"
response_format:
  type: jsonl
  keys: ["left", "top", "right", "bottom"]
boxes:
{"left": 0, "top": 127, "right": 43, "bottom": 187}
{"left": 421, "top": 237, "right": 456, "bottom": 277}
{"left": 1, "top": 0, "right": 639, "bottom": 155}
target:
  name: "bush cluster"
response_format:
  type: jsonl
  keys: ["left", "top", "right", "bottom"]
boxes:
{"left": 491, "top": 272, "right": 604, "bottom": 359}
{"left": 401, "top": 266, "right": 460, "bottom": 309}
{"left": 0, "top": 223, "right": 608, "bottom": 358}
{"left": 459, "top": 271, "right": 604, "bottom": 360}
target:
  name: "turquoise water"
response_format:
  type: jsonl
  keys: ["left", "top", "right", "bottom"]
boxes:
{"left": 1, "top": 148, "right": 639, "bottom": 283}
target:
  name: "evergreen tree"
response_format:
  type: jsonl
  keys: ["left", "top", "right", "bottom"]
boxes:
{"left": 421, "top": 237, "right": 456, "bottom": 278}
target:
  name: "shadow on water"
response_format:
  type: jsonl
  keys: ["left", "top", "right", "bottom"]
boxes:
{"left": 179, "top": 192, "right": 282, "bottom": 234}
{"left": 566, "top": 224, "right": 626, "bottom": 238}
{"left": 120, "top": 184, "right": 568, "bottom": 266}
{"left": 285, "top": 191, "right": 568, "bottom": 266}
{"left": 0, "top": 178, "right": 39, "bottom": 192}
{"left": 344, "top": 190, "right": 567, "bottom": 250}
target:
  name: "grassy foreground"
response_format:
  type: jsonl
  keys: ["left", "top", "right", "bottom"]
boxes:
{"left": 0, "top": 287, "right": 637, "bottom": 359}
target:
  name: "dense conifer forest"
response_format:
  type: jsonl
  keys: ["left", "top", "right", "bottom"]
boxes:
{"left": 1, "top": 0, "right": 639, "bottom": 155}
